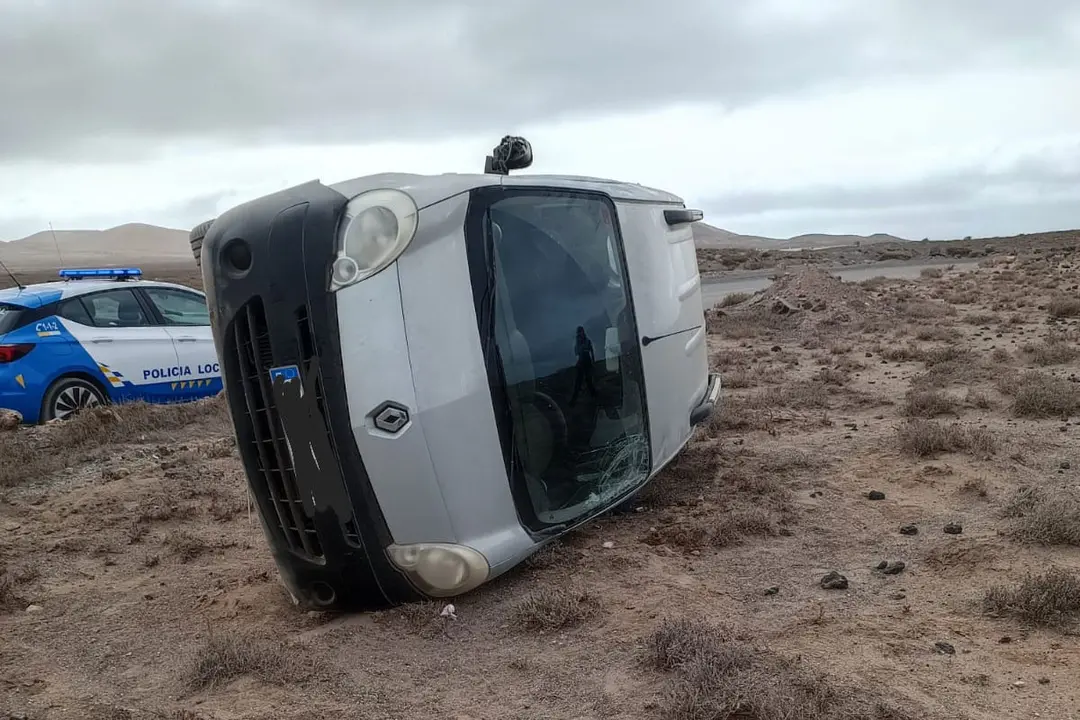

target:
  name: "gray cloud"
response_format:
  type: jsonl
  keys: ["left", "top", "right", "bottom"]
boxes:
{"left": 0, "top": 190, "right": 236, "bottom": 241}
{"left": 1, "top": 0, "right": 1078, "bottom": 161}
{"left": 706, "top": 150, "right": 1080, "bottom": 240}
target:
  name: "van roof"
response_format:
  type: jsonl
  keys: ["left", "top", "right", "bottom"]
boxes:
{"left": 328, "top": 172, "right": 687, "bottom": 210}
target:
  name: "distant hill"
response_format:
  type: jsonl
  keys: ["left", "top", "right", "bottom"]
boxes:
{"left": 0, "top": 223, "right": 191, "bottom": 270}
{"left": 0, "top": 221, "right": 907, "bottom": 272}
{"left": 692, "top": 223, "right": 906, "bottom": 250}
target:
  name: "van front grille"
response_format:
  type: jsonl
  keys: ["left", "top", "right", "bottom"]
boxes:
{"left": 226, "top": 297, "right": 324, "bottom": 560}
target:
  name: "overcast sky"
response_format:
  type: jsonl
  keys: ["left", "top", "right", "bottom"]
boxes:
{"left": 1, "top": 0, "right": 1079, "bottom": 242}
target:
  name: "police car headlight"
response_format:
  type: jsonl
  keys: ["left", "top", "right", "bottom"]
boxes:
{"left": 329, "top": 189, "right": 419, "bottom": 291}
{"left": 386, "top": 542, "right": 490, "bottom": 597}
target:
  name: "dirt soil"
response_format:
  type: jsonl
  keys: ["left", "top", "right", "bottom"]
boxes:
{"left": 3, "top": 245, "right": 1080, "bottom": 719}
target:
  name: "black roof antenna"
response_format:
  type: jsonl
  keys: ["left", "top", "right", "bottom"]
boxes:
{"left": 0, "top": 257, "right": 24, "bottom": 290}
{"left": 484, "top": 135, "right": 534, "bottom": 175}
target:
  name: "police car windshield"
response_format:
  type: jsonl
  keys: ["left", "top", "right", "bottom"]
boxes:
{"left": 0, "top": 303, "right": 24, "bottom": 335}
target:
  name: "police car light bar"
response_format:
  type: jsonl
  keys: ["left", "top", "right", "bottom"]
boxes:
{"left": 58, "top": 267, "right": 143, "bottom": 280}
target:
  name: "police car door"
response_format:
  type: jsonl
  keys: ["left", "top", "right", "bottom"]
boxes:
{"left": 62, "top": 288, "right": 181, "bottom": 403}
{"left": 139, "top": 286, "right": 221, "bottom": 400}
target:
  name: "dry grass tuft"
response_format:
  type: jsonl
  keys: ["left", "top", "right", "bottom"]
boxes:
{"left": 640, "top": 439, "right": 721, "bottom": 504}
{"left": 983, "top": 567, "right": 1080, "bottom": 627}
{"left": 899, "top": 389, "right": 959, "bottom": 418}
{"left": 715, "top": 292, "right": 752, "bottom": 308}
{"left": 896, "top": 420, "right": 996, "bottom": 459}
{"left": 645, "top": 618, "right": 920, "bottom": 720}
{"left": 0, "top": 395, "right": 231, "bottom": 488}
{"left": 1002, "top": 486, "right": 1080, "bottom": 546}
{"left": 510, "top": 587, "right": 602, "bottom": 631}
{"left": 1046, "top": 296, "right": 1080, "bottom": 319}
{"left": 1005, "top": 372, "right": 1080, "bottom": 418}
{"left": 183, "top": 633, "right": 331, "bottom": 691}
{"left": 1020, "top": 338, "right": 1079, "bottom": 366}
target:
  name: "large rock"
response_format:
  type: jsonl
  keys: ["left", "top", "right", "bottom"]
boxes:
{"left": 0, "top": 408, "right": 22, "bottom": 431}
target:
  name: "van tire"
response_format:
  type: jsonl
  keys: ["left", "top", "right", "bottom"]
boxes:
{"left": 189, "top": 219, "right": 215, "bottom": 269}
{"left": 40, "top": 376, "right": 108, "bottom": 423}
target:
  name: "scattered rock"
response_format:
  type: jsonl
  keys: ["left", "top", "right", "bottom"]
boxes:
{"left": 944, "top": 523, "right": 963, "bottom": 535}
{"left": 102, "top": 466, "right": 132, "bottom": 481}
{"left": 24, "top": 604, "right": 42, "bottom": 613}
{"left": 1060, "top": 461, "right": 1071, "bottom": 470}
{"left": 866, "top": 490, "right": 886, "bottom": 501}
{"left": 899, "top": 524, "right": 919, "bottom": 536}
{"left": 764, "top": 586, "right": 780, "bottom": 596}
{"left": 1038, "top": 677, "right": 1050, "bottom": 685}
{"left": 875, "top": 560, "right": 889, "bottom": 571}
{"left": 1013, "top": 680, "right": 1026, "bottom": 688}
{"left": 935, "top": 641, "right": 956, "bottom": 655}
{"left": 601, "top": 541, "right": 615, "bottom": 549}
{"left": 999, "top": 636, "right": 1013, "bottom": 644}
{"left": 820, "top": 571, "right": 849, "bottom": 590}
{"left": 771, "top": 299, "right": 797, "bottom": 315}
{"left": 0, "top": 408, "right": 21, "bottom": 431}
{"left": 883, "top": 561, "right": 907, "bottom": 575}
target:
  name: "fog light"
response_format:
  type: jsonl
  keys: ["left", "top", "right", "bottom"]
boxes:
{"left": 386, "top": 542, "right": 490, "bottom": 597}
{"left": 331, "top": 256, "right": 360, "bottom": 286}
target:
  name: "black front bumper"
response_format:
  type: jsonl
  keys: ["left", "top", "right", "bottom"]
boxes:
{"left": 201, "top": 180, "right": 422, "bottom": 611}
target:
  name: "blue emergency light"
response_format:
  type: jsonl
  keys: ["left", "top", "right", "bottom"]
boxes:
{"left": 58, "top": 267, "right": 143, "bottom": 280}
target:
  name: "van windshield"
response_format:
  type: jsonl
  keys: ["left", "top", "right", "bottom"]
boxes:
{"left": 0, "top": 303, "right": 25, "bottom": 336}
{"left": 470, "top": 189, "right": 651, "bottom": 531}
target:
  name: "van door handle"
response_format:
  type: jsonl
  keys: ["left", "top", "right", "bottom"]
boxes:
{"left": 176, "top": 337, "right": 198, "bottom": 343}
{"left": 90, "top": 338, "right": 113, "bottom": 343}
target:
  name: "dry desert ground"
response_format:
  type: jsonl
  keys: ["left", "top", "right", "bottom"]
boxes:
{"left": 2, "top": 241, "right": 1080, "bottom": 720}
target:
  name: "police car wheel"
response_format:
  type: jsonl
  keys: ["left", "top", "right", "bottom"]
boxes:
{"left": 189, "top": 218, "right": 215, "bottom": 269}
{"left": 42, "top": 377, "right": 106, "bottom": 422}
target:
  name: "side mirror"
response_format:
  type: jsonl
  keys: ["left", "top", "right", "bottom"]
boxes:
{"left": 484, "top": 136, "right": 534, "bottom": 175}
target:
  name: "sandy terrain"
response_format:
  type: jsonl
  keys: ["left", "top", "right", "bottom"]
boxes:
{"left": 2, "top": 240, "right": 1080, "bottom": 719}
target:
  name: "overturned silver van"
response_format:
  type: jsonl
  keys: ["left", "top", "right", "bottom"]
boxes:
{"left": 193, "top": 137, "right": 720, "bottom": 610}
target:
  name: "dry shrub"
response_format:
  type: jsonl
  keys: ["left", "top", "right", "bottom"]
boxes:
{"left": 1002, "top": 486, "right": 1080, "bottom": 546}
{"left": 914, "top": 325, "right": 960, "bottom": 342}
{"left": 183, "top": 632, "right": 330, "bottom": 691}
{"left": 990, "top": 347, "right": 1012, "bottom": 364}
{"left": 706, "top": 381, "right": 830, "bottom": 436}
{"left": 716, "top": 292, "right": 752, "bottom": 308}
{"left": 964, "top": 388, "right": 993, "bottom": 409}
{"left": 896, "top": 420, "right": 996, "bottom": 459}
{"left": 879, "top": 345, "right": 922, "bottom": 363}
{"left": 510, "top": 587, "right": 601, "bottom": 631}
{"left": 983, "top": 568, "right": 1080, "bottom": 627}
{"left": 963, "top": 312, "right": 1000, "bottom": 326}
{"left": 899, "top": 389, "right": 958, "bottom": 418}
{"left": 646, "top": 618, "right": 920, "bottom": 720}
{"left": 0, "top": 395, "right": 231, "bottom": 488}
{"left": 641, "top": 440, "right": 721, "bottom": 504}
{"left": 921, "top": 346, "right": 970, "bottom": 367}
{"left": 1021, "top": 338, "right": 1079, "bottom": 366}
{"left": 1046, "top": 297, "right": 1080, "bottom": 318}
{"left": 711, "top": 306, "right": 792, "bottom": 340}
{"left": 1006, "top": 372, "right": 1080, "bottom": 418}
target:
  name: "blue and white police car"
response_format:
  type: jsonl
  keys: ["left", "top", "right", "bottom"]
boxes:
{"left": 0, "top": 267, "right": 221, "bottom": 424}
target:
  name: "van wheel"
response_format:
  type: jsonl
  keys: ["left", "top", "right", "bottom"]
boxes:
{"left": 41, "top": 377, "right": 107, "bottom": 423}
{"left": 189, "top": 218, "right": 215, "bottom": 269}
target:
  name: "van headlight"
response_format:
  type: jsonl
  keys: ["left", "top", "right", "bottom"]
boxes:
{"left": 386, "top": 542, "right": 490, "bottom": 597}
{"left": 329, "top": 188, "right": 419, "bottom": 291}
